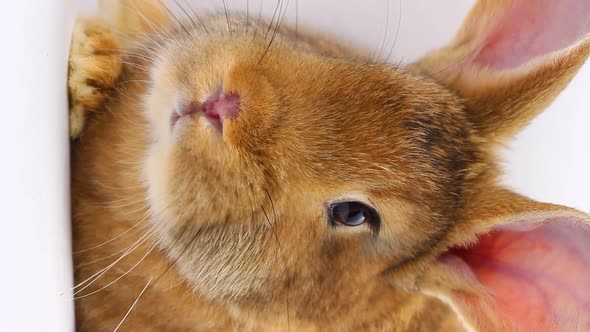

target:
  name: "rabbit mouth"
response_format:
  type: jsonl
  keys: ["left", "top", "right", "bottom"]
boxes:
{"left": 171, "top": 89, "right": 241, "bottom": 133}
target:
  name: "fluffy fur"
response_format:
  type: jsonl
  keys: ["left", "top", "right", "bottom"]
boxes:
{"left": 69, "top": 1, "right": 590, "bottom": 331}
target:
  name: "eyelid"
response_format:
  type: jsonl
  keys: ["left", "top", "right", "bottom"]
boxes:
{"left": 326, "top": 193, "right": 376, "bottom": 210}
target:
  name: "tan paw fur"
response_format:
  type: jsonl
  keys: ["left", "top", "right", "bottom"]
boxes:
{"left": 68, "top": 18, "right": 122, "bottom": 138}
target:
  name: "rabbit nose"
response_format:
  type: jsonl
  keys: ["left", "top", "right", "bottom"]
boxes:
{"left": 172, "top": 90, "right": 241, "bottom": 132}
{"left": 202, "top": 89, "right": 241, "bottom": 121}
{"left": 199, "top": 89, "right": 241, "bottom": 132}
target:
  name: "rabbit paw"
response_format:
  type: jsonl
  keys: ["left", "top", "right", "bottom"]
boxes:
{"left": 68, "top": 18, "right": 122, "bottom": 138}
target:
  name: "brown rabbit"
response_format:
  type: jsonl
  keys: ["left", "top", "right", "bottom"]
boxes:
{"left": 69, "top": 0, "right": 590, "bottom": 331}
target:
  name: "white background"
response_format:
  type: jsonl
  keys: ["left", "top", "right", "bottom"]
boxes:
{"left": 0, "top": 0, "right": 76, "bottom": 331}
{"left": 0, "top": 1, "right": 587, "bottom": 331}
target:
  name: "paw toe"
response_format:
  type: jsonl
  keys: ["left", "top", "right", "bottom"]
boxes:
{"left": 68, "top": 18, "right": 122, "bottom": 138}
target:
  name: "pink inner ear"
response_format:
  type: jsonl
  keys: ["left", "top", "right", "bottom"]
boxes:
{"left": 446, "top": 218, "right": 590, "bottom": 330}
{"left": 474, "top": 0, "right": 590, "bottom": 70}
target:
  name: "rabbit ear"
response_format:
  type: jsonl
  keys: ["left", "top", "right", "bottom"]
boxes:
{"left": 420, "top": 187, "right": 590, "bottom": 331}
{"left": 98, "top": 0, "right": 172, "bottom": 47}
{"left": 409, "top": 0, "right": 590, "bottom": 141}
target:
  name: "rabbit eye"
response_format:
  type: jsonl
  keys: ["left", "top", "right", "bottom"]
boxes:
{"left": 328, "top": 201, "right": 380, "bottom": 234}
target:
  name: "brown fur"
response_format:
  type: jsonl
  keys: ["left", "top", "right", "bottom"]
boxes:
{"left": 69, "top": 1, "right": 590, "bottom": 331}
{"left": 68, "top": 17, "right": 122, "bottom": 138}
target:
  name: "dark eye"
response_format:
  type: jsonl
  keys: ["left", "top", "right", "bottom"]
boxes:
{"left": 328, "top": 201, "right": 381, "bottom": 234}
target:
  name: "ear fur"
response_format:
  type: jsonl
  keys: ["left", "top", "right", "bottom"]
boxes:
{"left": 421, "top": 187, "right": 590, "bottom": 332}
{"left": 411, "top": 4, "right": 590, "bottom": 328}
{"left": 409, "top": 0, "right": 590, "bottom": 141}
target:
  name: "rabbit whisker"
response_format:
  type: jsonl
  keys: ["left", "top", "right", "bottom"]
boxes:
{"left": 113, "top": 278, "right": 153, "bottom": 332}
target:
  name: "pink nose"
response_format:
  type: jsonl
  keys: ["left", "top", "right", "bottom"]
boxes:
{"left": 202, "top": 90, "right": 241, "bottom": 120}
{"left": 175, "top": 90, "right": 241, "bottom": 132}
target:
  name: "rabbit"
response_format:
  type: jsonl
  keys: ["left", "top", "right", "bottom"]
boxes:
{"left": 69, "top": 0, "right": 590, "bottom": 331}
